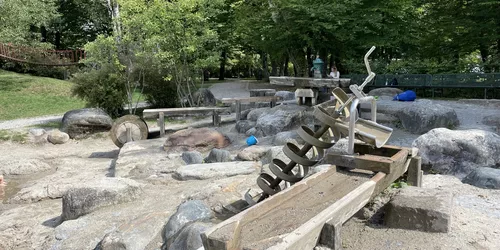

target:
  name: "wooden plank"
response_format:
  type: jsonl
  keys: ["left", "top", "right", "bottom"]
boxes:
{"left": 220, "top": 96, "right": 281, "bottom": 104}
{"left": 325, "top": 153, "right": 392, "bottom": 173}
{"left": 269, "top": 179, "right": 377, "bottom": 250}
{"left": 143, "top": 107, "right": 228, "bottom": 115}
{"left": 319, "top": 219, "right": 342, "bottom": 249}
{"left": 202, "top": 167, "right": 339, "bottom": 250}
{"left": 407, "top": 156, "right": 422, "bottom": 187}
{"left": 158, "top": 112, "right": 165, "bottom": 137}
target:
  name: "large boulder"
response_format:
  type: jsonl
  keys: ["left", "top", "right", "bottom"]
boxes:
{"left": 462, "top": 167, "right": 500, "bottom": 189}
{"left": 61, "top": 178, "right": 143, "bottom": 221}
{"left": 163, "top": 128, "right": 230, "bottom": 152}
{"left": 235, "top": 120, "right": 256, "bottom": 134}
{"left": 115, "top": 138, "right": 184, "bottom": 178}
{"left": 237, "top": 146, "right": 269, "bottom": 161}
{"left": 47, "top": 130, "right": 70, "bottom": 144}
{"left": 412, "top": 128, "right": 500, "bottom": 178}
{"left": 204, "top": 148, "right": 232, "bottom": 163}
{"left": 94, "top": 231, "right": 127, "bottom": 250}
{"left": 173, "top": 161, "right": 260, "bottom": 180}
{"left": 162, "top": 200, "right": 213, "bottom": 249}
{"left": 397, "top": 102, "right": 459, "bottom": 134}
{"left": 273, "top": 131, "right": 305, "bottom": 146}
{"left": 247, "top": 107, "right": 271, "bottom": 121}
{"left": 255, "top": 105, "right": 307, "bottom": 136}
{"left": 385, "top": 187, "right": 453, "bottom": 233}
{"left": 181, "top": 151, "right": 203, "bottom": 165}
{"left": 61, "top": 108, "right": 113, "bottom": 139}
{"left": 482, "top": 114, "right": 500, "bottom": 131}
{"left": 192, "top": 88, "right": 216, "bottom": 106}
{"left": 169, "top": 222, "right": 214, "bottom": 250}
{"left": 0, "top": 159, "right": 52, "bottom": 175}
{"left": 368, "top": 87, "right": 403, "bottom": 97}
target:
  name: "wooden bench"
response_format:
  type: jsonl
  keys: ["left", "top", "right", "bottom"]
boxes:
{"left": 219, "top": 96, "right": 282, "bottom": 120}
{"left": 142, "top": 107, "right": 229, "bottom": 137}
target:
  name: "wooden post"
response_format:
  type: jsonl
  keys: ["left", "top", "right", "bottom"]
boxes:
{"left": 212, "top": 111, "right": 221, "bottom": 126}
{"left": 235, "top": 100, "right": 241, "bottom": 121}
{"left": 484, "top": 88, "right": 487, "bottom": 99}
{"left": 320, "top": 220, "right": 343, "bottom": 250}
{"left": 270, "top": 97, "right": 276, "bottom": 108}
{"left": 126, "top": 126, "right": 132, "bottom": 142}
{"left": 407, "top": 156, "right": 422, "bottom": 187}
{"left": 159, "top": 112, "right": 165, "bottom": 138}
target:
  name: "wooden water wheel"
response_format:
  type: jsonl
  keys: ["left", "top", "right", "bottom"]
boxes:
{"left": 110, "top": 115, "right": 149, "bottom": 148}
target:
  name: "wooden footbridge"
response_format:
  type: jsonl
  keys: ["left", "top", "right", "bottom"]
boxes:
{"left": 0, "top": 43, "right": 85, "bottom": 66}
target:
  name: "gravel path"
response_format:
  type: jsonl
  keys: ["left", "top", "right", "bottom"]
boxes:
{"left": 0, "top": 114, "right": 63, "bottom": 130}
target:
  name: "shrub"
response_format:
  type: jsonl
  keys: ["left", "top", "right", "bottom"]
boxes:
{"left": 143, "top": 73, "right": 178, "bottom": 108}
{"left": 71, "top": 64, "right": 126, "bottom": 118}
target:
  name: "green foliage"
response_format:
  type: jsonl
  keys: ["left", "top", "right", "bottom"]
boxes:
{"left": 0, "top": 0, "right": 59, "bottom": 45}
{"left": 391, "top": 180, "right": 408, "bottom": 189}
{"left": 143, "top": 74, "right": 178, "bottom": 109}
{"left": 71, "top": 64, "right": 126, "bottom": 118}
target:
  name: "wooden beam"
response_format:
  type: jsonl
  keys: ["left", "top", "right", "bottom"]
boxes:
{"left": 158, "top": 112, "right": 165, "bottom": 137}
{"left": 143, "top": 107, "right": 228, "bottom": 115}
{"left": 220, "top": 96, "right": 281, "bottom": 104}
{"left": 407, "top": 156, "right": 422, "bottom": 187}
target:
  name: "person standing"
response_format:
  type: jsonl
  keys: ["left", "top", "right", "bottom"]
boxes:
{"left": 329, "top": 66, "right": 340, "bottom": 79}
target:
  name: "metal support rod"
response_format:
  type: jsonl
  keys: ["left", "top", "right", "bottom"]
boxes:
{"left": 348, "top": 98, "right": 360, "bottom": 155}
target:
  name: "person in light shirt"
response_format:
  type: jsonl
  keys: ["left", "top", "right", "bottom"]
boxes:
{"left": 328, "top": 66, "right": 340, "bottom": 79}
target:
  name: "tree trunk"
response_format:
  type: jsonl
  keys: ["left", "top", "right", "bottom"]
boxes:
{"left": 329, "top": 50, "right": 335, "bottom": 70}
{"left": 55, "top": 31, "right": 61, "bottom": 49}
{"left": 271, "top": 58, "right": 278, "bottom": 76}
{"left": 219, "top": 50, "right": 227, "bottom": 80}
{"left": 293, "top": 63, "right": 298, "bottom": 76}
{"left": 306, "top": 47, "right": 313, "bottom": 77}
{"left": 261, "top": 52, "right": 269, "bottom": 81}
{"left": 283, "top": 55, "right": 289, "bottom": 76}
{"left": 319, "top": 49, "right": 328, "bottom": 78}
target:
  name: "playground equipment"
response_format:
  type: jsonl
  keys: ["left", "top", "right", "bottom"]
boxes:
{"left": 201, "top": 46, "right": 422, "bottom": 250}
{"left": 0, "top": 43, "right": 84, "bottom": 66}
{"left": 245, "top": 46, "right": 391, "bottom": 205}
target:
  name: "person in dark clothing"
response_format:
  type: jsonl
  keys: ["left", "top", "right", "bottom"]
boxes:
{"left": 389, "top": 78, "right": 398, "bottom": 86}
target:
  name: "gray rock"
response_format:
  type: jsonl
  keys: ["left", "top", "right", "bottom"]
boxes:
{"left": 235, "top": 120, "right": 256, "bottom": 134}
{"left": 164, "top": 128, "right": 230, "bottom": 153}
{"left": 173, "top": 162, "right": 260, "bottom": 181}
{"left": 48, "top": 130, "right": 70, "bottom": 144}
{"left": 204, "top": 148, "right": 232, "bottom": 163}
{"left": 61, "top": 108, "right": 113, "bottom": 139}
{"left": 368, "top": 87, "right": 403, "bottom": 97}
{"left": 240, "top": 109, "right": 251, "bottom": 120}
{"left": 245, "top": 127, "right": 263, "bottom": 137}
{"left": 482, "top": 114, "right": 500, "bottom": 129}
{"left": 29, "top": 128, "right": 46, "bottom": 137}
{"left": 247, "top": 107, "right": 271, "bottom": 121}
{"left": 412, "top": 128, "right": 500, "bottom": 178}
{"left": 275, "top": 91, "right": 295, "bottom": 101}
{"left": 94, "top": 231, "right": 127, "bottom": 250}
{"left": 169, "top": 222, "right": 214, "bottom": 250}
{"left": 255, "top": 105, "right": 307, "bottom": 136}
{"left": 385, "top": 187, "right": 453, "bottom": 233}
{"left": 237, "top": 146, "right": 269, "bottom": 161}
{"left": 397, "top": 102, "right": 459, "bottom": 134}
{"left": 181, "top": 151, "right": 203, "bottom": 165}
{"left": 162, "top": 200, "right": 212, "bottom": 249}
{"left": 273, "top": 131, "right": 305, "bottom": 146}
{"left": 115, "top": 138, "right": 185, "bottom": 178}
{"left": 462, "top": 167, "right": 500, "bottom": 189}
{"left": 192, "top": 88, "right": 216, "bottom": 106}
{"left": 0, "top": 159, "right": 52, "bottom": 175}
{"left": 62, "top": 178, "right": 143, "bottom": 221}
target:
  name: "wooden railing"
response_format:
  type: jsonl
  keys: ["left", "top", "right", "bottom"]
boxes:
{"left": 0, "top": 43, "right": 85, "bottom": 66}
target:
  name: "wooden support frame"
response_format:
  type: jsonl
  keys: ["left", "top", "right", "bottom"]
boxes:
{"left": 220, "top": 96, "right": 281, "bottom": 121}
{"left": 202, "top": 146, "right": 415, "bottom": 250}
{"left": 143, "top": 107, "right": 228, "bottom": 135}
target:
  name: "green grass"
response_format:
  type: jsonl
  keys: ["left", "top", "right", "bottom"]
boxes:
{"left": 28, "top": 121, "right": 61, "bottom": 129}
{"left": 0, "top": 130, "right": 27, "bottom": 143}
{"left": 0, "top": 69, "right": 85, "bottom": 121}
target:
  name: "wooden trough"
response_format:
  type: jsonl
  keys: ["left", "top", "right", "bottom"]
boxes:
{"left": 202, "top": 144, "right": 422, "bottom": 250}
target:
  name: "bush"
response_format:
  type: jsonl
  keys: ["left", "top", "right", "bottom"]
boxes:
{"left": 143, "top": 73, "right": 178, "bottom": 108}
{"left": 71, "top": 64, "right": 126, "bottom": 118}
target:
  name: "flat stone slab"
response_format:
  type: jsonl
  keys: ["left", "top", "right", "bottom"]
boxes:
{"left": 385, "top": 187, "right": 453, "bottom": 233}
{"left": 173, "top": 162, "right": 260, "bottom": 180}
{"left": 462, "top": 167, "right": 500, "bottom": 189}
